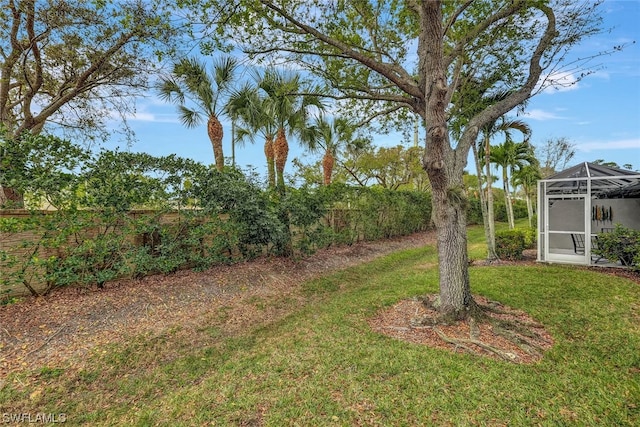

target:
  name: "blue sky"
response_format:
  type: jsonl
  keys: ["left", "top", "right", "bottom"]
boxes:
{"left": 108, "top": 0, "right": 640, "bottom": 178}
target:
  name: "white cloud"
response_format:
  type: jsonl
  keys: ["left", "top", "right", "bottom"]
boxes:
{"left": 105, "top": 105, "right": 181, "bottom": 124}
{"left": 591, "top": 70, "right": 610, "bottom": 80}
{"left": 522, "top": 109, "right": 565, "bottom": 120}
{"left": 126, "top": 111, "right": 179, "bottom": 123}
{"left": 112, "top": 98, "right": 182, "bottom": 123}
{"left": 576, "top": 138, "right": 640, "bottom": 152}
{"left": 127, "top": 112, "right": 156, "bottom": 122}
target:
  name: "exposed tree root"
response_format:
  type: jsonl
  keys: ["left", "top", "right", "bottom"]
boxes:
{"left": 491, "top": 324, "right": 543, "bottom": 357}
{"left": 492, "top": 317, "right": 546, "bottom": 341}
{"left": 433, "top": 327, "right": 518, "bottom": 362}
{"left": 480, "top": 300, "right": 519, "bottom": 315}
{"left": 482, "top": 301, "right": 546, "bottom": 329}
{"left": 397, "top": 294, "right": 554, "bottom": 363}
{"left": 414, "top": 295, "right": 488, "bottom": 326}
{"left": 469, "top": 316, "right": 480, "bottom": 340}
{"left": 482, "top": 305, "right": 552, "bottom": 357}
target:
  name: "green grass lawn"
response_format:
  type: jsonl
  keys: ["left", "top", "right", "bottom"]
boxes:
{"left": 1, "top": 225, "right": 639, "bottom": 426}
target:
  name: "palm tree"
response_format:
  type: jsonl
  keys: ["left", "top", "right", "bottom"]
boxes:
{"left": 310, "top": 117, "right": 354, "bottom": 186}
{"left": 490, "top": 132, "right": 535, "bottom": 229}
{"left": 225, "top": 83, "right": 279, "bottom": 186}
{"left": 257, "top": 70, "right": 325, "bottom": 193}
{"left": 451, "top": 79, "right": 521, "bottom": 261}
{"left": 157, "top": 56, "right": 238, "bottom": 171}
{"left": 473, "top": 124, "right": 498, "bottom": 259}
{"left": 511, "top": 163, "right": 542, "bottom": 228}
{"left": 477, "top": 117, "right": 532, "bottom": 249}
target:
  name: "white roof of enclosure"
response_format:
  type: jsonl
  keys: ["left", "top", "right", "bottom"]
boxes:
{"left": 542, "top": 162, "right": 640, "bottom": 198}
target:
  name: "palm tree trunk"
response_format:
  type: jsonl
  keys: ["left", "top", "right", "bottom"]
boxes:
{"left": 231, "top": 122, "right": 236, "bottom": 167}
{"left": 322, "top": 150, "right": 334, "bottom": 186}
{"left": 485, "top": 144, "right": 497, "bottom": 258}
{"left": 264, "top": 136, "right": 276, "bottom": 188}
{"left": 273, "top": 127, "right": 292, "bottom": 256}
{"left": 207, "top": 115, "right": 224, "bottom": 171}
{"left": 274, "top": 127, "right": 288, "bottom": 192}
{"left": 524, "top": 185, "right": 534, "bottom": 228}
{"left": 503, "top": 167, "right": 515, "bottom": 229}
{"left": 472, "top": 142, "right": 497, "bottom": 260}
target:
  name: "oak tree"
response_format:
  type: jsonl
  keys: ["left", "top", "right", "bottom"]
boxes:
{"left": 0, "top": 0, "right": 175, "bottom": 206}
{"left": 185, "top": 0, "right": 612, "bottom": 319}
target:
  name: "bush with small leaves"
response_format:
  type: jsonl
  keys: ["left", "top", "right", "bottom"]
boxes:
{"left": 495, "top": 229, "right": 526, "bottom": 260}
{"left": 521, "top": 227, "right": 537, "bottom": 249}
{"left": 593, "top": 224, "right": 640, "bottom": 268}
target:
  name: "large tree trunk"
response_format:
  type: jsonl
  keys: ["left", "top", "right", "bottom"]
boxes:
{"left": 421, "top": 1, "right": 475, "bottom": 320}
{"left": 207, "top": 115, "right": 225, "bottom": 171}
{"left": 427, "top": 163, "right": 474, "bottom": 320}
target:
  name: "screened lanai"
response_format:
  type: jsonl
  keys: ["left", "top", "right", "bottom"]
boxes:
{"left": 537, "top": 162, "right": 640, "bottom": 266}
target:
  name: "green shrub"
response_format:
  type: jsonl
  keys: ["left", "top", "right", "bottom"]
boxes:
{"left": 512, "top": 199, "right": 528, "bottom": 220}
{"left": 466, "top": 197, "right": 483, "bottom": 225}
{"left": 192, "top": 167, "right": 287, "bottom": 256}
{"left": 521, "top": 227, "right": 537, "bottom": 249}
{"left": 593, "top": 224, "right": 640, "bottom": 268}
{"left": 495, "top": 229, "right": 526, "bottom": 260}
{"left": 464, "top": 198, "right": 528, "bottom": 226}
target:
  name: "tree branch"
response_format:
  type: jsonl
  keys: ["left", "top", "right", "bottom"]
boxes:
{"left": 257, "top": 0, "right": 423, "bottom": 100}
{"left": 444, "top": 1, "right": 527, "bottom": 69}
{"left": 456, "top": 3, "right": 559, "bottom": 171}
{"left": 19, "top": 31, "right": 140, "bottom": 135}
{"left": 443, "top": 1, "right": 474, "bottom": 37}
{"left": 354, "top": 105, "right": 404, "bottom": 128}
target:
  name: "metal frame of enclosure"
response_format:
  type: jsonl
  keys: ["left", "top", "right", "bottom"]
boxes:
{"left": 537, "top": 162, "right": 640, "bottom": 266}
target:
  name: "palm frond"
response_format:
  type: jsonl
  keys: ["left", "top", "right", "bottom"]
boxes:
{"left": 232, "top": 125, "right": 255, "bottom": 148}
{"left": 156, "top": 78, "right": 185, "bottom": 105}
{"left": 174, "top": 57, "right": 216, "bottom": 114}
{"left": 499, "top": 118, "right": 531, "bottom": 140}
{"left": 178, "top": 106, "right": 204, "bottom": 128}
{"left": 212, "top": 56, "right": 239, "bottom": 90}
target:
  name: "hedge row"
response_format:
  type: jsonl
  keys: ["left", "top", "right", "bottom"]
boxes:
{"left": 1, "top": 182, "right": 432, "bottom": 298}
